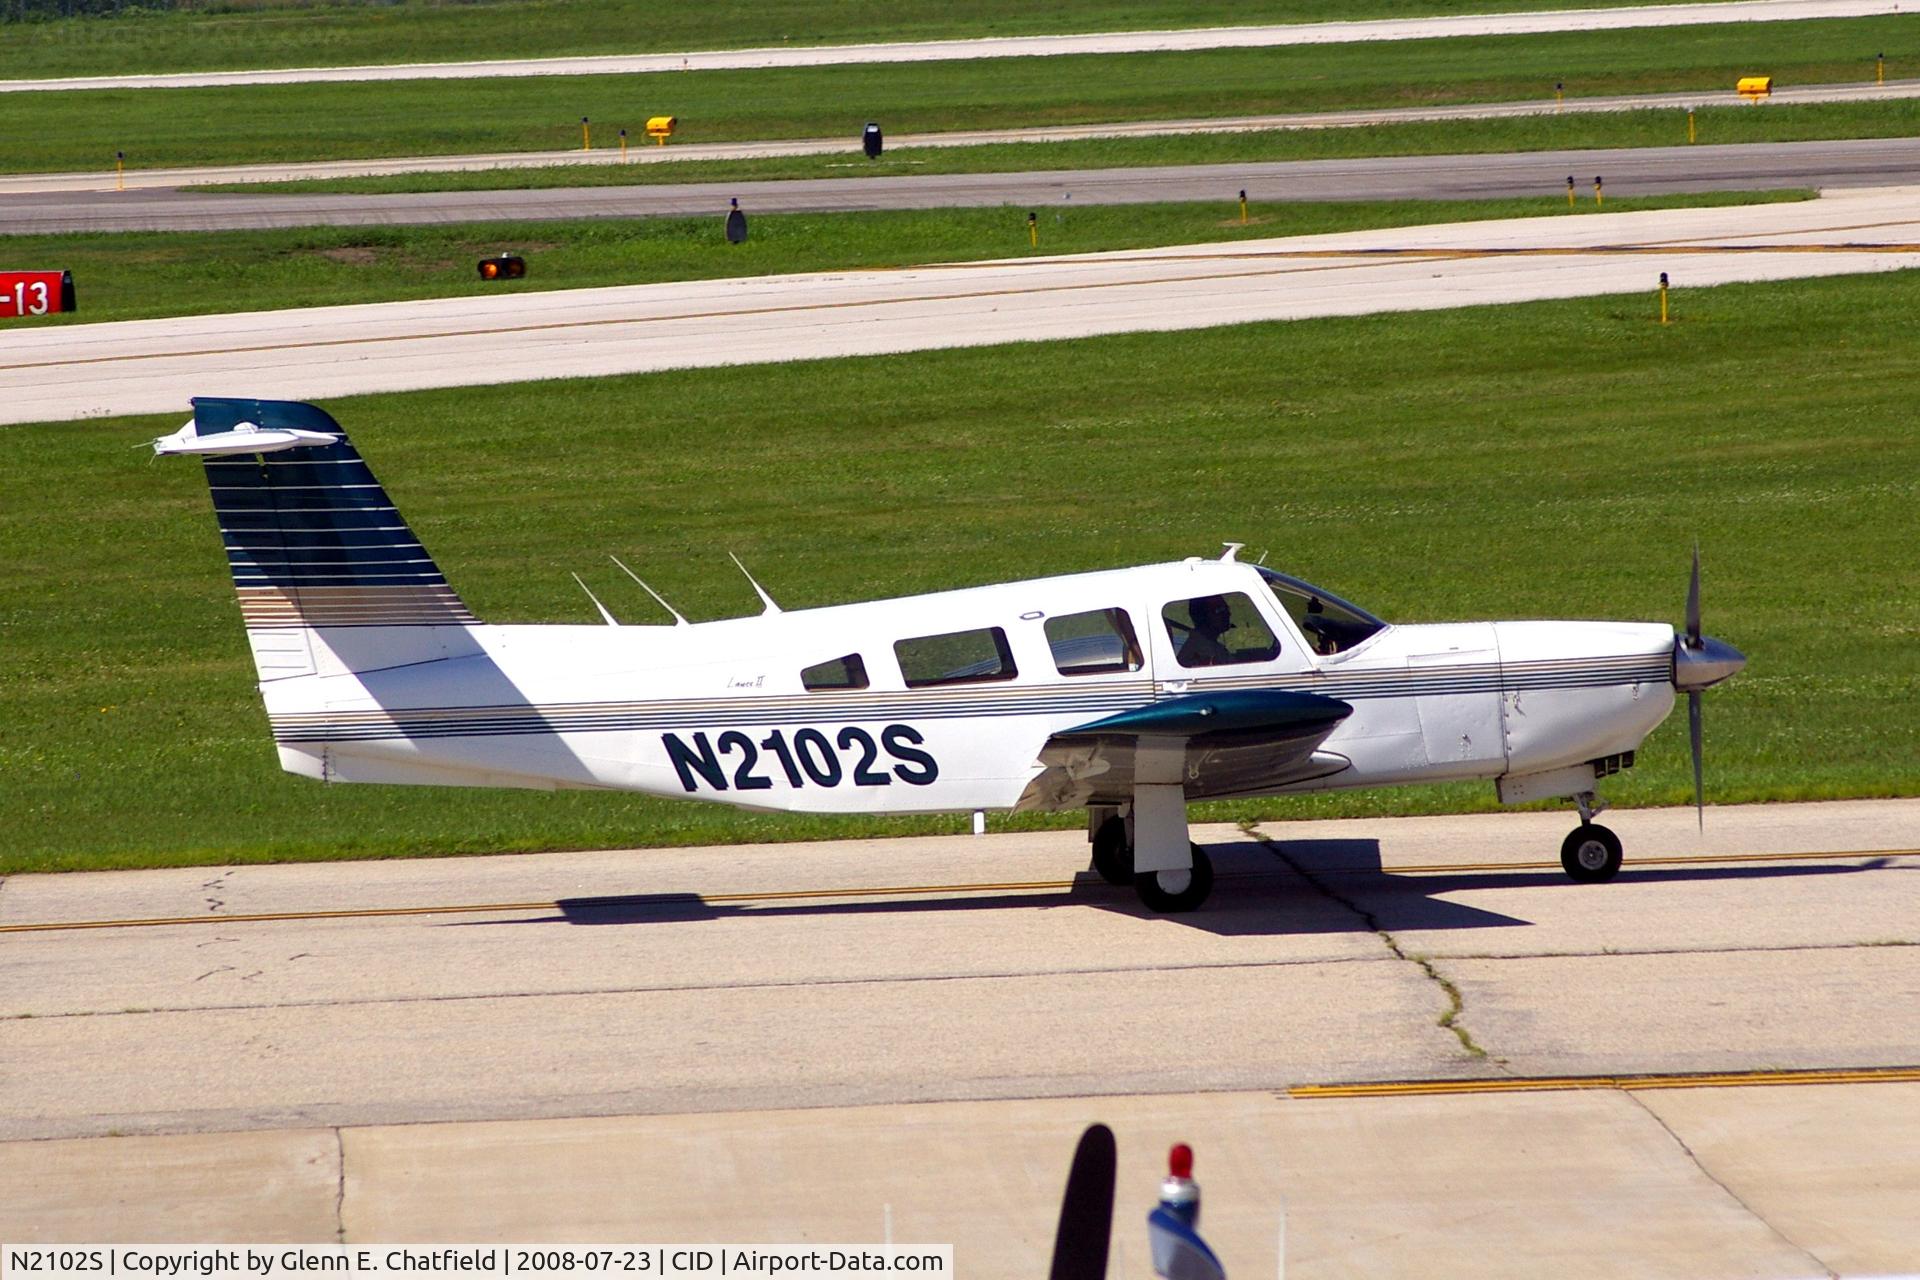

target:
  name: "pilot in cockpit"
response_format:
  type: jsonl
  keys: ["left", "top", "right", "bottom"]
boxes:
{"left": 1179, "top": 595, "right": 1234, "bottom": 667}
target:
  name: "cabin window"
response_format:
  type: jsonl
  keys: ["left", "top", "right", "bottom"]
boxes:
{"left": 801, "top": 653, "right": 869, "bottom": 691}
{"left": 1257, "top": 567, "right": 1387, "bottom": 656}
{"left": 1163, "top": 592, "right": 1280, "bottom": 668}
{"left": 1045, "top": 608, "right": 1143, "bottom": 676}
{"left": 895, "top": 626, "right": 1018, "bottom": 688}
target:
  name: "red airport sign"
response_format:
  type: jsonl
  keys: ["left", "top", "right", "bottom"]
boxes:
{"left": 1, "top": 270, "right": 76, "bottom": 318}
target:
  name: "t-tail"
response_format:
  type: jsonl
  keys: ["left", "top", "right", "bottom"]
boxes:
{"left": 155, "top": 397, "right": 478, "bottom": 685}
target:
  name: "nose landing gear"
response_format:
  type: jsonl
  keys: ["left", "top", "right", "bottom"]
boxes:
{"left": 1561, "top": 791, "right": 1623, "bottom": 882}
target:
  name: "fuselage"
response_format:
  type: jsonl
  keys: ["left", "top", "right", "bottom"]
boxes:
{"left": 261, "top": 558, "right": 1678, "bottom": 813}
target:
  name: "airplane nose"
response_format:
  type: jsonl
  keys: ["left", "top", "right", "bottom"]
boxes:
{"left": 1674, "top": 634, "right": 1746, "bottom": 691}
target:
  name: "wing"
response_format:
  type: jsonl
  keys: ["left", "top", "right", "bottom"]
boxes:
{"left": 1015, "top": 688, "right": 1354, "bottom": 810}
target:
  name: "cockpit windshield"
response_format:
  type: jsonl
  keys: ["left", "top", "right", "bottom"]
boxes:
{"left": 1257, "top": 567, "right": 1387, "bottom": 656}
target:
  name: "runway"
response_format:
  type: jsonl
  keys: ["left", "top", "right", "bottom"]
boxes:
{"left": 9, "top": 186, "right": 1920, "bottom": 426}
{"left": 1, "top": 0, "right": 1898, "bottom": 93}
{"left": 2, "top": 797, "right": 1915, "bottom": 1272}
{"left": 11, "top": 79, "right": 1919, "bottom": 198}
{"left": 15, "top": 137, "right": 1920, "bottom": 236}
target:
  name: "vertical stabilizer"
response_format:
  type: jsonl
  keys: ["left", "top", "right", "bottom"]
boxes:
{"left": 181, "top": 398, "right": 477, "bottom": 632}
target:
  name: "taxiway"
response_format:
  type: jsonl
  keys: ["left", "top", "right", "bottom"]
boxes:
{"left": 8, "top": 185, "right": 1920, "bottom": 425}
{"left": 13, "top": 137, "right": 1920, "bottom": 236}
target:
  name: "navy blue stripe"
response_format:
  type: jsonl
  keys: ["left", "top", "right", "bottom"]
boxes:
{"left": 231, "top": 544, "right": 430, "bottom": 566}
{"left": 234, "top": 574, "right": 451, "bottom": 590}
{"left": 219, "top": 509, "right": 406, "bottom": 533}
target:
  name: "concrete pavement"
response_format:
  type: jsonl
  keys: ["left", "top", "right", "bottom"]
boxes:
{"left": 10, "top": 185, "right": 1920, "bottom": 425}
{"left": 14, "top": 136, "right": 1920, "bottom": 236}
{"left": 2, "top": 798, "right": 1915, "bottom": 1271}
{"left": 2, "top": 797, "right": 1914, "bottom": 1135}
{"left": 7, "top": 1086, "right": 1918, "bottom": 1275}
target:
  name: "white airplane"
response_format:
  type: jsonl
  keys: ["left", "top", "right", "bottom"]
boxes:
{"left": 156, "top": 398, "right": 1747, "bottom": 913}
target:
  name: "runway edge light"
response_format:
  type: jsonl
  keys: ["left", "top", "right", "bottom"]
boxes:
{"left": 478, "top": 254, "right": 526, "bottom": 281}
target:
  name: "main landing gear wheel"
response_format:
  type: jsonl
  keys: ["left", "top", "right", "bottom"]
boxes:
{"left": 1091, "top": 815, "right": 1133, "bottom": 886}
{"left": 1561, "top": 823, "right": 1623, "bottom": 883}
{"left": 1135, "top": 845, "right": 1214, "bottom": 913}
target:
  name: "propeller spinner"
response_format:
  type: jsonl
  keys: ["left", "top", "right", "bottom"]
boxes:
{"left": 1673, "top": 546, "right": 1748, "bottom": 829}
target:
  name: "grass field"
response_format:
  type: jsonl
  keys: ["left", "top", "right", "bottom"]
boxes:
{"left": 0, "top": 0, "right": 1750, "bottom": 79}
{"left": 3, "top": 268, "right": 1915, "bottom": 875}
{"left": 215, "top": 100, "right": 1920, "bottom": 196}
{"left": 19, "top": 193, "right": 1804, "bottom": 325}
{"left": 14, "top": 17, "right": 1911, "bottom": 173}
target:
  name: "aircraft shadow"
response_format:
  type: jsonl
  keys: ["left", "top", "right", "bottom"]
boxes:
{"left": 457, "top": 840, "right": 1895, "bottom": 938}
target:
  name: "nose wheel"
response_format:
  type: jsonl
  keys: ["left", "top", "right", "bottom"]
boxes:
{"left": 1561, "top": 823, "right": 1622, "bottom": 882}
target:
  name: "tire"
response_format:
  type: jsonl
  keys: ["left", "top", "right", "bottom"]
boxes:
{"left": 1091, "top": 815, "right": 1133, "bottom": 885}
{"left": 1135, "top": 845, "right": 1214, "bottom": 913}
{"left": 1561, "top": 823, "right": 1623, "bottom": 883}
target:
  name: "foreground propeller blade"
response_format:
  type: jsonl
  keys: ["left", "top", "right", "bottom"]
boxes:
{"left": 1689, "top": 689, "right": 1705, "bottom": 832}
{"left": 1685, "top": 543, "right": 1702, "bottom": 649}
{"left": 1048, "top": 1123, "right": 1116, "bottom": 1280}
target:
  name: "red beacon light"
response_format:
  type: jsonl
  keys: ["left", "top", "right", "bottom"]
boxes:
{"left": 1158, "top": 1141, "right": 1200, "bottom": 1227}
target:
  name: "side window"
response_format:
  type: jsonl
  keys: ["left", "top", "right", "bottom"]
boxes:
{"left": 801, "top": 653, "right": 869, "bottom": 691}
{"left": 1163, "top": 592, "right": 1280, "bottom": 668}
{"left": 1045, "top": 608, "right": 1142, "bottom": 676}
{"left": 895, "top": 626, "right": 1017, "bottom": 688}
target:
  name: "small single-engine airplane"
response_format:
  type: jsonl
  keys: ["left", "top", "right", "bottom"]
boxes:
{"left": 156, "top": 398, "right": 1746, "bottom": 913}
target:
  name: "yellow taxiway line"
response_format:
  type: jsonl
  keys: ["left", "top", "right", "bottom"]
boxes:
{"left": 2, "top": 847, "right": 1911, "bottom": 936}
{"left": 1290, "top": 1064, "right": 1920, "bottom": 1098}
{"left": 1323, "top": 845, "right": 1920, "bottom": 876}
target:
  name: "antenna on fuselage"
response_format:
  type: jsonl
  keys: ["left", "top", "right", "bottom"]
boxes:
{"left": 570, "top": 573, "right": 621, "bottom": 627}
{"left": 728, "top": 552, "right": 782, "bottom": 615}
{"left": 609, "top": 554, "right": 690, "bottom": 627}
{"left": 1219, "top": 542, "right": 1244, "bottom": 562}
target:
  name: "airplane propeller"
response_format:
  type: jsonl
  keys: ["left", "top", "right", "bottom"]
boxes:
{"left": 1673, "top": 545, "right": 1747, "bottom": 830}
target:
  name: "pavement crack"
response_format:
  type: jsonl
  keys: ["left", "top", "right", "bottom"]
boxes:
{"left": 1625, "top": 1091, "right": 1837, "bottom": 1278}
{"left": 191, "top": 966, "right": 235, "bottom": 983}
{"left": 333, "top": 1127, "right": 347, "bottom": 1243}
{"left": 1257, "top": 833, "right": 1498, "bottom": 1064}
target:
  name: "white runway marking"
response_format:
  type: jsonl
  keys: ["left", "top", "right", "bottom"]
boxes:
{"left": 8, "top": 187, "right": 1920, "bottom": 426}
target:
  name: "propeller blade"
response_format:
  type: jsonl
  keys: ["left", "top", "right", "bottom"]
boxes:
{"left": 1048, "top": 1123, "right": 1116, "bottom": 1280}
{"left": 1689, "top": 689, "right": 1705, "bottom": 832}
{"left": 1685, "top": 543, "right": 1702, "bottom": 649}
